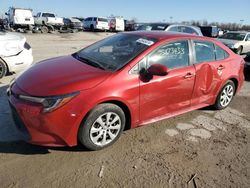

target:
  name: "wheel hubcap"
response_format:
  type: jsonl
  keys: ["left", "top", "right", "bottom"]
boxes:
{"left": 90, "top": 112, "right": 121, "bottom": 146}
{"left": 220, "top": 85, "right": 234, "bottom": 107}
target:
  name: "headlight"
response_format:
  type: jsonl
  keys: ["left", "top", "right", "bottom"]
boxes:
{"left": 19, "top": 92, "right": 80, "bottom": 113}
{"left": 226, "top": 44, "right": 235, "bottom": 48}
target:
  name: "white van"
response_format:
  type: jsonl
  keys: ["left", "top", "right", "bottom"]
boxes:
{"left": 108, "top": 17, "right": 125, "bottom": 32}
{"left": 83, "top": 17, "right": 109, "bottom": 31}
{"left": 6, "top": 7, "right": 34, "bottom": 29}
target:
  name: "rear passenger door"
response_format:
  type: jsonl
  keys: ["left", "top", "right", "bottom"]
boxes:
{"left": 191, "top": 40, "right": 229, "bottom": 106}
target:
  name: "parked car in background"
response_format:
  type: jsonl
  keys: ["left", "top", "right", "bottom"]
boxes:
{"left": 34, "top": 12, "right": 64, "bottom": 33}
{"left": 83, "top": 17, "right": 109, "bottom": 31}
{"left": 136, "top": 23, "right": 203, "bottom": 36}
{"left": 108, "top": 17, "right": 125, "bottom": 32}
{"left": 5, "top": 7, "right": 34, "bottom": 30}
{"left": 72, "top": 17, "right": 84, "bottom": 22}
{"left": 244, "top": 52, "right": 250, "bottom": 70}
{"left": 7, "top": 31, "right": 244, "bottom": 150}
{"left": 199, "top": 26, "right": 218, "bottom": 38}
{"left": 124, "top": 20, "right": 135, "bottom": 31}
{"left": 0, "top": 18, "right": 8, "bottom": 30}
{"left": 218, "top": 31, "right": 250, "bottom": 54}
{"left": 63, "top": 18, "right": 83, "bottom": 30}
{"left": 0, "top": 31, "right": 33, "bottom": 78}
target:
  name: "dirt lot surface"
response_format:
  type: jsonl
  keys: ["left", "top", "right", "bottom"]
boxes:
{"left": 0, "top": 32, "right": 250, "bottom": 188}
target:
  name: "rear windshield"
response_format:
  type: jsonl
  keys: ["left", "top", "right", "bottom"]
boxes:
{"left": 219, "top": 33, "right": 246, "bottom": 41}
{"left": 98, "top": 18, "right": 108, "bottom": 22}
{"left": 42, "top": 13, "right": 55, "bottom": 17}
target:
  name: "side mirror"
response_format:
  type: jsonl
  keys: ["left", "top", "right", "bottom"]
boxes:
{"left": 5, "top": 12, "right": 8, "bottom": 16}
{"left": 147, "top": 64, "right": 168, "bottom": 76}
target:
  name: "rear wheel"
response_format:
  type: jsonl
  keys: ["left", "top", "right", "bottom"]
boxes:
{"left": 78, "top": 103, "right": 125, "bottom": 150}
{"left": 0, "top": 59, "right": 7, "bottom": 79}
{"left": 214, "top": 80, "right": 235, "bottom": 110}
{"left": 41, "top": 26, "right": 49, "bottom": 33}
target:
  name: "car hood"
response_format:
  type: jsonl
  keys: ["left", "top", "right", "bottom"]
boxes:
{"left": 217, "top": 38, "right": 239, "bottom": 46}
{"left": 0, "top": 32, "right": 26, "bottom": 56}
{"left": 16, "top": 56, "right": 112, "bottom": 96}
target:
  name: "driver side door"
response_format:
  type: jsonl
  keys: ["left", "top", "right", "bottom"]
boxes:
{"left": 139, "top": 40, "right": 196, "bottom": 124}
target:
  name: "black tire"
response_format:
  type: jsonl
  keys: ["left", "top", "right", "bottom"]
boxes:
{"left": 235, "top": 46, "right": 243, "bottom": 55}
{"left": 90, "top": 24, "right": 94, "bottom": 31}
{"left": 41, "top": 26, "right": 49, "bottom": 33}
{"left": 78, "top": 103, "right": 126, "bottom": 151}
{"left": 0, "top": 59, "right": 7, "bottom": 79}
{"left": 214, "top": 80, "right": 235, "bottom": 110}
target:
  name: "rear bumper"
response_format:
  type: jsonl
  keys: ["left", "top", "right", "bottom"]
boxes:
{"left": 96, "top": 25, "right": 109, "bottom": 30}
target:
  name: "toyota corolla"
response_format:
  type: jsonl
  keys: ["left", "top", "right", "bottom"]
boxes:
{"left": 7, "top": 31, "right": 245, "bottom": 150}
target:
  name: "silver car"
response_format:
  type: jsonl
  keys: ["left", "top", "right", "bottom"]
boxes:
{"left": 136, "top": 23, "right": 203, "bottom": 36}
{"left": 218, "top": 31, "right": 250, "bottom": 54}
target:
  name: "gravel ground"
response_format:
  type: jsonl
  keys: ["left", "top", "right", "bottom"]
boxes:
{"left": 0, "top": 32, "right": 250, "bottom": 188}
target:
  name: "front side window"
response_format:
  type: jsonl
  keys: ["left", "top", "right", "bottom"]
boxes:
{"left": 167, "top": 26, "right": 178, "bottom": 32}
{"left": 246, "top": 34, "right": 250, "bottom": 41}
{"left": 194, "top": 41, "right": 215, "bottom": 64}
{"left": 74, "top": 34, "right": 158, "bottom": 71}
{"left": 148, "top": 41, "right": 189, "bottom": 69}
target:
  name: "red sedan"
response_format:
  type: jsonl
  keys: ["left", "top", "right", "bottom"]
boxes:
{"left": 8, "top": 31, "right": 245, "bottom": 150}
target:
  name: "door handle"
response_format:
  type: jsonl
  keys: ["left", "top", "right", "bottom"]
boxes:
{"left": 184, "top": 73, "right": 194, "bottom": 79}
{"left": 217, "top": 65, "right": 225, "bottom": 70}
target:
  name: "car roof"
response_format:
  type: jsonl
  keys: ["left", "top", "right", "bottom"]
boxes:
{"left": 125, "top": 31, "right": 205, "bottom": 41}
{"left": 227, "top": 31, "right": 250, "bottom": 34}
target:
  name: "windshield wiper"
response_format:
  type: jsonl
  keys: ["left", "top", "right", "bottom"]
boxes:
{"left": 73, "top": 53, "right": 105, "bottom": 70}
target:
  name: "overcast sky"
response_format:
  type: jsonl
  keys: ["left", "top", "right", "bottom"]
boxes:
{"left": 0, "top": 0, "right": 249, "bottom": 24}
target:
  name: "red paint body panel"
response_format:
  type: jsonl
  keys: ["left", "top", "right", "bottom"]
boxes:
{"left": 8, "top": 31, "right": 245, "bottom": 147}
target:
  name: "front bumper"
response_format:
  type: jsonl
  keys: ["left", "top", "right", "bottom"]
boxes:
{"left": 7, "top": 84, "right": 87, "bottom": 147}
{"left": 3, "top": 48, "right": 33, "bottom": 73}
{"left": 245, "top": 61, "right": 250, "bottom": 69}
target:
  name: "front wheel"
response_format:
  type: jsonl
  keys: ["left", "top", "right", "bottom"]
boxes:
{"left": 78, "top": 103, "right": 126, "bottom": 150}
{"left": 214, "top": 80, "right": 235, "bottom": 110}
{"left": 0, "top": 59, "right": 7, "bottom": 79}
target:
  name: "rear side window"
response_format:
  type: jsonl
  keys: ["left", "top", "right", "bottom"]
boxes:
{"left": 148, "top": 40, "right": 189, "bottom": 69}
{"left": 215, "top": 45, "right": 229, "bottom": 60}
{"left": 194, "top": 41, "right": 215, "bottom": 64}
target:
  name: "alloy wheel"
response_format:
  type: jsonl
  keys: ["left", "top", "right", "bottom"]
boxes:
{"left": 90, "top": 112, "right": 121, "bottom": 146}
{"left": 220, "top": 84, "right": 234, "bottom": 107}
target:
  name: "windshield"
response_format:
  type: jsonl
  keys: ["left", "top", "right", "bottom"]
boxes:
{"left": 219, "top": 32, "right": 246, "bottom": 41}
{"left": 73, "top": 33, "right": 158, "bottom": 71}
